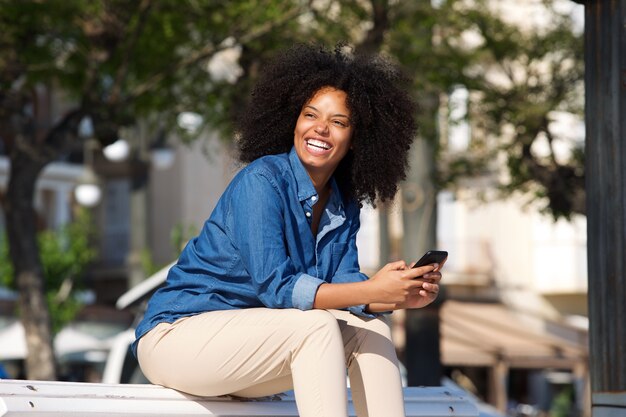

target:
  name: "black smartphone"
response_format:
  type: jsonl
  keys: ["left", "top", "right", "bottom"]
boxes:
{"left": 412, "top": 250, "right": 448, "bottom": 268}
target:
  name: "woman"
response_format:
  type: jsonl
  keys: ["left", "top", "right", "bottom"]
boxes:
{"left": 134, "top": 44, "right": 443, "bottom": 417}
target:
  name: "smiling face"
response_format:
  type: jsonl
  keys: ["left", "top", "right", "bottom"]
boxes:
{"left": 293, "top": 87, "right": 354, "bottom": 189}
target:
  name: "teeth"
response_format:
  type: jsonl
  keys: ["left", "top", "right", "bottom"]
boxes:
{"left": 307, "top": 139, "right": 330, "bottom": 150}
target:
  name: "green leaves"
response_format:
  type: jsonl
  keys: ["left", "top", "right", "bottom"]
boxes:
{"left": 1, "top": 0, "right": 586, "bottom": 221}
{"left": 416, "top": 1, "right": 585, "bottom": 219}
{"left": 38, "top": 208, "right": 96, "bottom": 293}
{"left": 0, "top": 208, "right": 96, "bottom": 333}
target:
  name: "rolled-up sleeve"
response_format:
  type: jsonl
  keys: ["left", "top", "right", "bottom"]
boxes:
{"left": 292, "top": 273, "right": 325, "bottom": 310}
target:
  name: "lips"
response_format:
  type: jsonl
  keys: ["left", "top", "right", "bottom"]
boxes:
{"left": 306, "top": 138, "right": 332, "bottom": 152}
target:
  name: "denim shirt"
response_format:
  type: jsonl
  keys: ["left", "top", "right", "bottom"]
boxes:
{"left": 133, "top": 147, "right": 373, "bottom": 355}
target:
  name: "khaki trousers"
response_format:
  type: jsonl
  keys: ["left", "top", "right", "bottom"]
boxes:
{"left": 137, "top": 308, "right": 405, "bottom": 417}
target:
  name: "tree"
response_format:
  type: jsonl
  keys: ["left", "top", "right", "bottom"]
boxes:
{"left": 342, "top": 0, "right": 584, "bottom": 224}
{"left": 343, "top": 0, "right": 584, "bottom": 384}
{"left": 0, "top": 0, "right": 584, "bottom": 381}
{"left": 0, "top": 208, "right": 96, "bottom": 334}
{"left": 429, "top": 1, "right": 585, "bottom": 220}
{"left": 348, "top": 1, "right": 585, "bottom": 222}
{"left": 0, "top": 0, "right": 327, "bottom": 380}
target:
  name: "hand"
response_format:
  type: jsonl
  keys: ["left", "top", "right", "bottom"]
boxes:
{"left": 368, "top": 260, "right": 437, "bottom": 306}
{"left": 396, "top": 264, "right": 442, "bottom": 309}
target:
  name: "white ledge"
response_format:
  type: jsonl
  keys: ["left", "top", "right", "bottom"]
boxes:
{"left": 0, "top": 379, "right": 479, "bottom": 417}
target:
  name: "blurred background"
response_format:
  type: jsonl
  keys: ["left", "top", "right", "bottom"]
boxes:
{"left": 0, "top": 1, "right": 587, "bottom": 416}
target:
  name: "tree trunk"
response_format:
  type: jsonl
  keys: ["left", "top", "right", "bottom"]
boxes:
{"left": 3, "top": 149, "right": 56, "bottom": 380}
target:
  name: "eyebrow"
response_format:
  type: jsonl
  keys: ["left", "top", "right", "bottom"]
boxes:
{"left": 304, "top": 105, "right": 351, "bottom": 119}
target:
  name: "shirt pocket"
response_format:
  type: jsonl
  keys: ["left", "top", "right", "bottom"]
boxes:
{"left": 330, "top": 242, "right": 348, "bottom": 273}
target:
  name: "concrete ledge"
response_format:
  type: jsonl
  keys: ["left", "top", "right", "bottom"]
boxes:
{"left": 0, "top": 379, "right": 479, "bottom": 416}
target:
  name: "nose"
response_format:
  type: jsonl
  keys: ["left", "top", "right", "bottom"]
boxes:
{"left": 314, "top": 122, "right": 329, "bottom": 135}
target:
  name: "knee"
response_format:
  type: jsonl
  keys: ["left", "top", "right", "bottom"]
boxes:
{"left": 347, "top": 316, "right": 391, "bottom": 341}
{"left": 299, "top": 309, "right": 340, "bottom": 332}
{"left": 290, "top": 309, "right": 343, "bottom": 347}
{"left": 357, "top": 315, "right": 394, "bottom": 341}
{"left": 352, "top": 316, "right": 396, "bottom": 354}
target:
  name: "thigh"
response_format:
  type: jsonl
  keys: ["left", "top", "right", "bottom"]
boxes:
{"left": 327, "top": 309, "right": 394, "bottom": 359}
{"left": 137, "top": 308, "right": 337, "bottom": 397}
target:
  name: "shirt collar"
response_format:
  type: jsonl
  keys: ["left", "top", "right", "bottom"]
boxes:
{"left": 328, "top": 176, "right": 345, "bottom": 212}
{"left": 288, "top": 146, "right": 345, "bottom": 212}
{"left": 289, "top": 146, "right": 318, "bottom": 202}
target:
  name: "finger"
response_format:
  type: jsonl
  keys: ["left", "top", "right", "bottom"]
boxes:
{"left": 419, "top": 289, "right": 436, "bottom": 298}
{"left": 421, "top": 282, "right": 440, "bottom": 293}
{"left": 402, "top": 264, "right": 436, "bottom": 279}
{"left": 411, "top": 278, "right": 426, "bottom": 285}
{"left": 386, "top": 260, "right": 408, "bottom": 271}
{"left": 412, "top": 280, "right": 429, "bottom": 291}
{"left": 419, "top": 287, "right": 440, "bottom": 298}
{"left": 402, "top": 278, "right": 421, "bottom": 290}
{"left": 422, "top": 272, "right": 442, "bottom": 283}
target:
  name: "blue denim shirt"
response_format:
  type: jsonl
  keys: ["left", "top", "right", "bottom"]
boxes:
{"left": 133, "top": 147, "right": 372, "bottom": 355}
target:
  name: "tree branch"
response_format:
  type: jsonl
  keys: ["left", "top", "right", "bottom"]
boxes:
{"left": 125, "top": 3, "right": 310, "bottom": 102}
{"left": 108, "top": 0, "right": 154, "bottom": 104}
{"left": 355, "top": 0, "right": 390, "bottom": 54}
{"left": 40, "top": 108, "right": 86, "bottom": 160}
{"left": 520, "top": 140, "right": 585, "bottom": 217}
{"left": 542, "top": 116, "right": 560, "bottom": 167}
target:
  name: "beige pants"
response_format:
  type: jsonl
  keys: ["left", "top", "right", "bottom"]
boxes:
{"left": 137, "top": 308, "right": 405, "bottom": 417}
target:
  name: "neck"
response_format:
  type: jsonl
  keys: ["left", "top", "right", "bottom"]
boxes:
{"left": 306, "top": 166, "right": 334, "bottom": 195}
{"left": 309, "top": 173, "right": 332, "bottom": 196}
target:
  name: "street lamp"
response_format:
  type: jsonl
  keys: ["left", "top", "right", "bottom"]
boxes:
{"left": 148, "top": 129, "right": 175, "bottom": 171}
{"left": 74, "top": 117, "right": 102, "bottom": 207}
{"left": 75, "top": 116, "right": 177, "bottom": 290}
{"left": 126, "top": 124, "right": 175, "bottom": 289}
{"left": 74, "top": 167, "right": 101, "bottom": 207}
{"left": 74, "top": 120, "right": 150, "bottom": 207}
{"left": 102, "top": 138, "right": 130, "bottom": 162}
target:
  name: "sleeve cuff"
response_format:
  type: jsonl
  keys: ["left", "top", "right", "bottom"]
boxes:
{"left": 292, "top": 273, "right": 325, "bottom": 310}
{"left": 347, "top": 304, "right": 388, "bottom": 318}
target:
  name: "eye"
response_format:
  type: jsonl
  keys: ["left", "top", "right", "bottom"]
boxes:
{"left": 333, "top": 120, "right": 348, "bottom": 127}
{"left": 304, "top": 112, "right": 316, "bottom": 119}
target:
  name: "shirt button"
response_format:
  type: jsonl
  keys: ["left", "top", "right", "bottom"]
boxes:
{"left": 305, "top": 212, "right": 311, "bottom": 218}
{"left": 311, "top": 196, "right": 317, "bottom": 202}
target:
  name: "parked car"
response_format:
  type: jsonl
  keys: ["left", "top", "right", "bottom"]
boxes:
{"left": 101, "top": 328, "right": 147, "bottom": 384}
{"left": 101, "top": 262, "right": 173, "bottom": 384}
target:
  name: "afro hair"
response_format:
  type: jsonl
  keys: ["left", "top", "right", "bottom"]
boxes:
{"left": 236, "top": 43, "right": 417, "bottom": 205}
